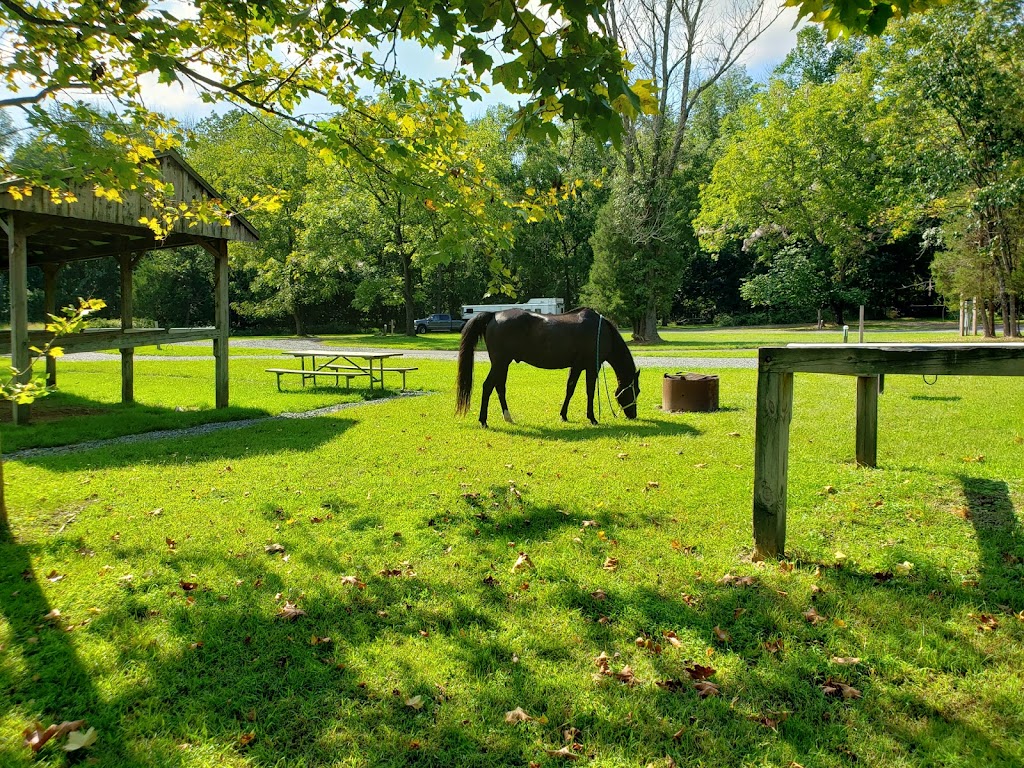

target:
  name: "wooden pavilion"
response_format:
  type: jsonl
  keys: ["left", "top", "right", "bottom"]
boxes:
{"left": 0, "top": 150, "right": 259, "bottom": 424}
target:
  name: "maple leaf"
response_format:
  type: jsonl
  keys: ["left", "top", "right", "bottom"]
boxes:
{"left": 406, "top": 695, "right": 424, "bottom": 710}
{"left": 975, "top": 614, "right": 999, "bottom": 631}
{"left": 693, "top": 681, "right": 720, "bottom": 698}
{"left": 603, "top": 557, "right": 619, "bottom": 571}
{"left": 685, "top": 664, "right": 716, "bottom": 681}
{"left": 764, "top": 638, "right": 784, "bottom": 654}
{"left": 512, "top": 552, "right": 535, "bottom": 573}
{"left": 504, "top": 707, "right": 532, "bottom": 723}
{"left": 712, "top": 626, "right": 732, "bottom": 643}
{"left": 276, "top": 601, "right": 306, "bottom": 621}
{"left": 64, "top": 727, "right": 97, "bottom": 751}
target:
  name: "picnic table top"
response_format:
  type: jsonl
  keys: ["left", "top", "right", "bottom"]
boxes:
{"left": 285, "top": 349, "right": 405, "bottom": 360}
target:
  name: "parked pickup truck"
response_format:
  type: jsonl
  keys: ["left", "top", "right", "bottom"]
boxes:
{"left": 414, "top": 313, "right": 466, "bottom": 334}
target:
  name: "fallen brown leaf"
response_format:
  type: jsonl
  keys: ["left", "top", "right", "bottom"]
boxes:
{"left": 764, "top": 638, "right": 784, "bottom": 654}
{"left": 512, "top": 552, "right": 535, "bottom": 573}
{"left": 685, "top": 664, "right": 716, "bottom": 681}
{"left": 276, "top": 601, "right": 306, "bottom": 621}
{"left": 831, "top": 656, "right": 861, "bottom": 665}
{"left": 603, "top": 557, "right": 619, "bottom": 572}
{"left": 238, "top": 731, "right": 256, "bottom": 747}
{"left": 803, "top": 608, "right": 826, "bottom": 625}
{"left": 821, "top": 677, "right": 861, "bottom": 700}
{"left": 594, "top": 652, "right": 612, "bottom": 674}
{"left": 264, "top": 543, "right": 286, "bottom": 555}
{"left": 590, "top": 589, "right": 607, "bottom": 601}
{"left": 662, "top": 630, "right": 683, "bottom": 648}
{"left": 23, "top": 720, "right": 86, "bottom": 752}
{"left": 504, "top": 707, "right": 532, "bottom": 723}
{"left": 582, "top": 520, "right": 598, "bottom": 528}
{"left": 405, "top": 695, "right": 424, "bottom": 710}
{"left": 64, "top": 727, "right": 97, "bottom": 751}
{"left": 712, "top": 626, "right": 732, "bottom": 643}
{"left": 340, "top": 575, "right": 366, "bottom": 589}
{"left": 614, "top": 665, "right": 636, "bottom": 685}
{"left": 179, "top": 580, "right": 198, "bottom": 591}
{"left": 45, "top": 570, "right": 65, "bottom": 582}
{"left": 693, "top": 681, "right": 720, "bottom": 698}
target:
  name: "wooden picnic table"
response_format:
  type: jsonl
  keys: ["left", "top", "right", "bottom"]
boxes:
{"left": 268, "top": 350, "right": 414, "bottom": 391}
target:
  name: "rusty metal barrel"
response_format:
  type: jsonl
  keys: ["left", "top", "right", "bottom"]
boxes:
{"left": 662, "top": 372, "right": 719, "bottom": 412}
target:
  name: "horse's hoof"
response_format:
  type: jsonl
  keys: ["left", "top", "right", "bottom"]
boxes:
{"left": 480, "top": 420, "right": 488, "bottom": 428}
{"left": 503, "top": 409, "right": 514, "bottom": 424}
{"left": 589, "top": 418, "right": 598, "bottom": 426}
{"left": 560, "top": 415, "right": 568, "bottom": 422}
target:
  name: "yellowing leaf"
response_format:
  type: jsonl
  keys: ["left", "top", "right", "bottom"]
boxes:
{"left": 64, "top": 727, "right": 97, "bottom": 751}
{"left": 406, "top": 695, "right": 424, "bottom": 710}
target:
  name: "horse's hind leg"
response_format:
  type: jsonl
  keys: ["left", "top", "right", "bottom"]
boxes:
{"left": 494, "top": 364, "right": 514, "bottom": 423}
{"left": 561, "top": 367, "right": 583, "bottom": 421}
{"left": 479, "top": 367, "right": 497, "bottom": 427}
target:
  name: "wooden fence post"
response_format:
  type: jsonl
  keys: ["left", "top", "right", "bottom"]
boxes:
{"left": 855, "top": 375, "right": 878, "bottom": 468}
{"left": 753, "top": 363, "right": 794, "bottom": 560}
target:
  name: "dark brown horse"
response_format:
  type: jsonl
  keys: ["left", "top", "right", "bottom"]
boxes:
{"left": 456, "top": 307, "right": 640, "bottom": 427}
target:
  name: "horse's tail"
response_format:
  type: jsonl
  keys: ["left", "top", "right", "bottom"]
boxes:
{"left": 456, "top": 312, "right": 493, "bottom": 415}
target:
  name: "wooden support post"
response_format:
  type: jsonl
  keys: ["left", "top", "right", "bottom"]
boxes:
{"left": 7, "top": 214, "right": 30, "bottom": 424}
{"left": 119, "top": 253, "right": 134, "bottom": 404}
{"left": 752, "top": 363, "right": 793, "bottom": 560}
{"left": 858, "top": 305, "right": 865, "bottom": 343}
{"left": 855, "top": 375, "right": 879, "bottom": 468}
{"left": 213, "top": 240, "right": 229, "bottom": 408}
{"left": 42, "top": 263, "right": 61, "bottom": 387}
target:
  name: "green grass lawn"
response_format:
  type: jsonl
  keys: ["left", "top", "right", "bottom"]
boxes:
{"left": 1, "top": 357, "right": 1022, "bottom": 767}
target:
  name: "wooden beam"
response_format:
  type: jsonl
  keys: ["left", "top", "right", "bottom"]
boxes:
{"left": 762, "top": 344, "right": 1024, "bottom": 376}
{"left": 7, "top": 214, "right": 30, "bottom": 424}
{"left": 119, "top": 252, "right": 134, "bottom": 404}
{"left": 213, "top": 240, "right": 229, "bottom": 408}
{"left": 752, "top": 357, "right": 793, "bottom": 560}
{"left": 42, "top": 263, "right": 61, "bottom": 387}
{"left": 855, "top": 376, "right": 878, "bottom": 468}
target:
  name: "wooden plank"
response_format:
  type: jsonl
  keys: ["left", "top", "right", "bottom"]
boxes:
{"left": 7, "top": 214, "right": 30, "bottom": 424}
{"left": 763, "top": 345, "right": 1024, "bottom": 376}
{"left": 752, "top": 358, "right": 793, "bottom": 560}
{"left": 855, "top": 376, "right": 878, "bottom": 468}
{"left": 213, "top": 240, "right": 229, "bottom": 408}
{"left": 119, "top": 253, "right": 134, "bottom": 404}
{"left": 42, "top": 263, "right": 60, "bottom": 387}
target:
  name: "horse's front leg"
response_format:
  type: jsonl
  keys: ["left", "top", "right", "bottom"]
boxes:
{"left": 494, "top": 364, "right": 514, "bottom": 423}
{"left": 584, "top": 367, "right": 598, "bottom": 425}
{"left": 561, "top": 367, "right": 583, "bottom": 421}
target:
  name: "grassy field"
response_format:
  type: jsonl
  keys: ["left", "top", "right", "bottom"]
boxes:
{"left": 0, "top": 350, "right": 1022, "bottom": 767}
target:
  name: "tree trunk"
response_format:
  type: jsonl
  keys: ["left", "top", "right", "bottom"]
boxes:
{"left": 0, "top": 444, "right": 7, "bottom": 543}
{"left": 983, "top": 299, "right": 996, "bottom": 337}
{"left": 293, "top": 307, "right": 304, "bottom": 337}
{"left": 403, "top": 251, "right": 415, "bottom": 336}
{"left": 640, "top": 298, "right": 663, "bottom": 343}
{"left": 831, "top": 303, "right": 845, "bottom": 326}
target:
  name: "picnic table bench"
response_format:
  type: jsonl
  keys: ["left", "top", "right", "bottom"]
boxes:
{"left": 267, "top": 350, "right": 415, "bottom": 391}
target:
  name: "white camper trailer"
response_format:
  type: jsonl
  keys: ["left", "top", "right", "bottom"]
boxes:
{"left": 460, "top": 298, "right": 565, "bottom": 320}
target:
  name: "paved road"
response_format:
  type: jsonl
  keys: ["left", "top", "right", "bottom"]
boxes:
{"left": 64, "top": 337, "right": 758, "bottom": 369}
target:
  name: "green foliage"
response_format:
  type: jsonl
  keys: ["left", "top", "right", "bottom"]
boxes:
{"left": 134, "top": 247, "right": 215, "bottom": 328}
{"left": 786, "top": 0, "right": 940, "bottom": 38}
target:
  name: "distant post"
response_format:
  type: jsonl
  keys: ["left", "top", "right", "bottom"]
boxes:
{"left": 859, "top": 305, "right": 865, "bottom": 343}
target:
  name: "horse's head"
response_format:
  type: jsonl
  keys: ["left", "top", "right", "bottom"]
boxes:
{"left": 615, "top": 369, "right": 640, "bottom": 419}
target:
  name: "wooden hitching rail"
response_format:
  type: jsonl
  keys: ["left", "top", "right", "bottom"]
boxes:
{"left": 753, "top": 343, "right": 1024, "bottom": 561}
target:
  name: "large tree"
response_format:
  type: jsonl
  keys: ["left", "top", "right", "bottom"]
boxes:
{"left": 696, "top": 72, "right": 893, "bottom": 325}
{"left": 868, "top": 0, "right": 1024, "bottom": 336}
{"left": 592, "top": 0, "right": 783, "bottom": 341}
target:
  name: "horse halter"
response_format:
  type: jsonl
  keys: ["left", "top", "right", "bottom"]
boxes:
{"left": 596, "top": 314, "right": 638, "bottom": 418}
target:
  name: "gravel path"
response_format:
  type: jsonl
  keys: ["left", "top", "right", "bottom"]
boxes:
{"left": 6, "top": 391, "right": 429, "bottom": 460}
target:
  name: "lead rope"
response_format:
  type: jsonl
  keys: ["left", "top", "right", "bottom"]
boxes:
{"left": 595, "top": 314, "right": 619, "bottom": 419}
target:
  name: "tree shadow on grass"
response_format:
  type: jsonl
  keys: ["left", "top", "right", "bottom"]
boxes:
{"left": 959, "top": 476, "right": 1024, "bottom": 608}
{"left": 0, "top": 518, "right": 131, "bottom": 765}
{"left": 490, "top": 417, "right": 702, "bottom": 443}
{"left": 9, "top": 415, "right": 357, "bottom": 473}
